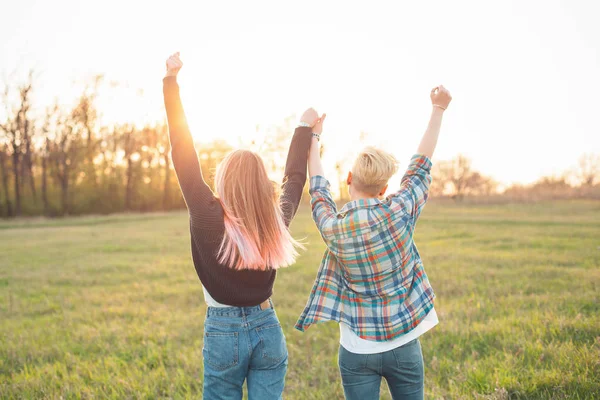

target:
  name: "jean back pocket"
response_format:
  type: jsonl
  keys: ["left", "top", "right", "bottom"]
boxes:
{"left": 392, "top": 338, "right": 423, "bottom": 369}
{"left": 203, "top": 331, "right": 239, "bottom": 371}
{"left": 338, "top": 346, "right": 369, "bottom": 372}
{"left": 255, "top": 323, "right": 288, "bottom": 368}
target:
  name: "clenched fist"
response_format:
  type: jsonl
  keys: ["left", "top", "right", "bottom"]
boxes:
{"left": 430, "top": 85, "right": 452, "bottom": 110}
{"left": 165, "top": 52, "right": 183, "bottom": 78}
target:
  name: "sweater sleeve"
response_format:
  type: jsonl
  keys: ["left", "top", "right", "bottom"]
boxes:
{"left": 279, "top": 127, "right": 312, "bottom": 227}
{"left": 163, "top": 76, "right": 220, "bottom": 223}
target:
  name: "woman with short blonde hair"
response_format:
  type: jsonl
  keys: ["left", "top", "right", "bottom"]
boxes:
{"left": 297, "top": 86, "right": 452, "bottom": 400}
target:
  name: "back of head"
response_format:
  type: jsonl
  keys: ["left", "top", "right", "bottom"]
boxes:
{"left": 351, "top": 146, "right": 399, "bottom": 196}
{"left": 214, "top": 149, "right": 299, "bottom": 271}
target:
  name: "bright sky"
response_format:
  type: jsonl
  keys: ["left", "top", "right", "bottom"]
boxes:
{"left": 2, "top": 0, "right": 599, "bottom": 185}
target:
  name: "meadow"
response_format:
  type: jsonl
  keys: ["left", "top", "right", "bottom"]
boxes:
{"left": 0, "top": 201, "right": 599, "bottom": 399}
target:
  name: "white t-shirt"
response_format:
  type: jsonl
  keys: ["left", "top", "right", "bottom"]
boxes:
{"left": 202, "top": 286, "right": 231, "bottom": 308}
{"left": 340, "top": 307, "right": 438, "bottom": 354}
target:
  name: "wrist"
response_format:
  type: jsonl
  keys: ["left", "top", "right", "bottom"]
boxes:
{"left": 165, "top": 71, "right": 179, "bottom": 78}
{"left": 432, "top": 104, "right": 446, "bottom": 112}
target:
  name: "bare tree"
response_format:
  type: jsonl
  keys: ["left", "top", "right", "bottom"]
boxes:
{"left": 48, "top": 107, "right": 85, "bottom": 215}
{"left": 96, "top": 125, "right": 119, "bottom": 187}
{"left": 1, "top": 88, "right": 19, "bottom": 215}
{"left": 436, "top": 155, "right": 496, "bottom": 199}
{"left": 17, "top": 72, "right": 37, "bottom": 203}
{"left": 40, "top": 106, "right": 57, "bottom": 215}
{"left": 0, "top": 144, "right": 13, "bottom": 217}
{"left": 71, "top": 75, "right": 102, "bottom": 186}
{"left": 437, "top": 155, "right": 472, "bottom": 198}
{"left": 120, "top": 125, "right": 144, "bottom": 211}
{"left": 577, "top": 153, "right": 599, "bottom": 186}
{"left": 429, "top": 163, "right": 448, "bottom": 198}
{"left": 464, "top": 171, "right": 497, "bottom": 196}
{"left": 41, "top": 138, "right": 50, "bottom": 215}
{"left": 0, "top": 71, "right": 39, "bottom": 215}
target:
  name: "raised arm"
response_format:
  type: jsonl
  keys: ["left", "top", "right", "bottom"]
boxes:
{"left": 163, "top": 52, "right": 219, "bottom": 222}
{"left": 304, "top": 113, "right": 342, "bottom": 243}
{"left": 393, "top": 85, "right": 452, "bottom": 218}
{"left": 308, "top": 113, "right": 326, "bottom": 178}
{"left": 279, "top": 108, "right": 320, "bottom": 226}
{"left": 416, "top": 85, "right": 452, "bottom": 159}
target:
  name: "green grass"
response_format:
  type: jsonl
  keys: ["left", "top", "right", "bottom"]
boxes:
{"left": 1, "top": 201, "right": 599, "bottom": 399}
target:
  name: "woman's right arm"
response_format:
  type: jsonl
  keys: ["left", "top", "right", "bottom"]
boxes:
{"left": 393, "top": 85, "right": 452, "bottom": 218}
{"left": 416, "top": 85, "right": 452, "bottom": 159}
{"left": 307, "top": 115, "right": 325, "bottom": 178}
{"left": 163, "top": 53, "right": 220, "bottom": 223}
{"left": 305, "top": 114, "right": 342, "bottom": 243}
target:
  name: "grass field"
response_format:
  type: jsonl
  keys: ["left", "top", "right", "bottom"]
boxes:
{"left": 1, "top": 201, "right": 599, "bottom": 399}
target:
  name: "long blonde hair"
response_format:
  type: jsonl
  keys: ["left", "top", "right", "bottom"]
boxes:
{"left": 215, "top": 149, "right": 300, "bottom": 270}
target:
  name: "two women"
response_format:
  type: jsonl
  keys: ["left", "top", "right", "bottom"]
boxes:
{"left": 163, "top": 51, "right": 451, "bottom": 400}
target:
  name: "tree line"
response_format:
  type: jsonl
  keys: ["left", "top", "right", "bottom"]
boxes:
{"left": 1, "top": 74, "right": 598, "bottom": 218}
{"left": 428, "top": 153, "right": 599, "bottom": 201}
{"left": 0, "top": 74, "right": 238, "bottom": 218}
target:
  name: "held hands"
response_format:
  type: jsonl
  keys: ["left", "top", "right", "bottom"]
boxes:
{"left": 300, "top": 108, "right": 319, "bottom": 127}
{"left": 313, "top": 113, "right": 326, "bottom": 135}
{"left": 430, "top": 85, "right": 452, "bottom": 111}
{"left": 299, "top": 108, "right": 327, "bottom": 137}
{"left": 165, "top": 52, "right": 183, "bottom": 78}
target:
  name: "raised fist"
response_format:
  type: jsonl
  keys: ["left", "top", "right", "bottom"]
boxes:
{"left": 430, "top": 85, "right": 452, "bottom": 110}
{"left": 166, "top": 52, "right": 183, "bottom": 77}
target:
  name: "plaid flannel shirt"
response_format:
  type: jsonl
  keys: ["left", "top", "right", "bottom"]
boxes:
{"left": 295, "top": 154, "right": 436, "bottom": 341}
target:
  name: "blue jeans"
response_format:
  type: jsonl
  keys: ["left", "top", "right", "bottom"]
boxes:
{"left": 202, "top": 303, "right": 288, "bottom": 400}
{"left": 338, "top": 339, "right": 424, "bottom": 400}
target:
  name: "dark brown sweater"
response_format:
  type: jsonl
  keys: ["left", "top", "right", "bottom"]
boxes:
{"left": 163, "top": 76, "right": 311, "bottom": 306}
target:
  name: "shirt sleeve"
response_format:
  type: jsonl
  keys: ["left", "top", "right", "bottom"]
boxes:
{"left": 390, "top": 154, "right": 433, "bottom": 219}
{"left": 309, "top": 175, "right": 340, "bottom": 243}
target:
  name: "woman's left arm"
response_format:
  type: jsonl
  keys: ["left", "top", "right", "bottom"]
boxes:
{"left": 163, "top": 52, "right": 221, "bottom": 224}
{"left": 279, "top": 109, "right": 320, "bottom": 227}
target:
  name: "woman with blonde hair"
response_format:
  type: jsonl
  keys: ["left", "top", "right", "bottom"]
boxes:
{"left": 296, "top": 86, "right": 452, "bottom": 399}
{"left": 163, "top": 52, "right": 319, "bottom": 399}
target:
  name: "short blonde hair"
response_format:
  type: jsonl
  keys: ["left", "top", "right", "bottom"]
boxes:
{"left": 351, "top": 146, "right": 399, "bottom": 195}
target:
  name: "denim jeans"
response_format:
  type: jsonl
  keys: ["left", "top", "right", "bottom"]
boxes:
{"left": 202, "top": 303, "right": 288, "bottom": 400}
{"left": 338, "top": 338, "right": 424, "bottom": 400}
